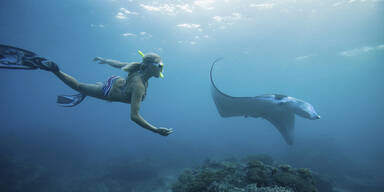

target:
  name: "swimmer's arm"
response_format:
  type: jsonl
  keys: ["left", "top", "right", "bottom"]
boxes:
{"left": 130, "top": 88, "right": 160, "bottom": 134}
{"left": 93, "top": 57, "right": 128, "bottom": 69}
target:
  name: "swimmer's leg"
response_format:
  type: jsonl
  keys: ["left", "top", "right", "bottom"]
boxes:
{"left": 52, "top": 70, "right": 105, "bottom": 99}
{"left": 0, "top": 45, "right": 105, "bottom": 106}
{"left": 53, "top": 71, "right": 105, "bottom": 107}
{"left": 45, "top": 62, "right": 107, "bottom": 107}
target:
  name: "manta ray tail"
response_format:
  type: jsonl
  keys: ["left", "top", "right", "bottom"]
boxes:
{"left": 209, "top": 58, "right": 240, "bottom": 117}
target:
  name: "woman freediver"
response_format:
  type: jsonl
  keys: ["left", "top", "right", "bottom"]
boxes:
{"left": 0, "top": 45, "right": 173, "bottom": 136}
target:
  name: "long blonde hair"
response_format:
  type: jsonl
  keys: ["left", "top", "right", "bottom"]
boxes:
{"left": 121, "top": 62, "right": 142, "bottom": 75}
{"left": 122, "top": 62, "right": 148, "bottom": 100}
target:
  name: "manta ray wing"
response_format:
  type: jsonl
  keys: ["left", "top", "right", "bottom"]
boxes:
{"left": 261, "top": 111, "right": 295, "bottom": 145}
{"left": 210, "top": 58, "right": 298, "bottom": 145}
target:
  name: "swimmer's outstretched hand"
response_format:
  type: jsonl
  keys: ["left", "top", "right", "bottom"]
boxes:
{"left": 156, "top": 127, "right": 173, "bottom": 136}
{"left": 93, "top": 57, "right": 106, "bottom": 64}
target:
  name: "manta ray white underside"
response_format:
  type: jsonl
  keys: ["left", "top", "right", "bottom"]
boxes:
{"left": 210, "top": 59, "right": 320, "bottom": 145}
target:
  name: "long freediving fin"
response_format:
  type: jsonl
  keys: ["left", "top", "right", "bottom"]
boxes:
{"left": 0, "top": 44, "right": 58, "bottom": 71}
{"left": 57, "top": 93, "right": 86, "bottom": 107}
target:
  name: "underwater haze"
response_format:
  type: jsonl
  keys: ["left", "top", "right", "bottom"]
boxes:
{"left": 0, "top": 0, "right": 383, "bottom": 191}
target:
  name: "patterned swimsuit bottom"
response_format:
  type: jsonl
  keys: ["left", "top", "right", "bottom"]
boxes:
{"left": 102, "top": 75, "right": 120, "bottom": 96}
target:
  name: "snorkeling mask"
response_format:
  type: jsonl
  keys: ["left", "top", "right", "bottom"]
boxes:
{"left": 138, "top": 50, "right": 164, "bottom": 78}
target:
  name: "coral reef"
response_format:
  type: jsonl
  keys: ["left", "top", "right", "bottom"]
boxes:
{"left": 0, "top": 153, "right": 337, "bottom": 192}
{"left": 172, "top": 155, "right": 334, "bottom": 192}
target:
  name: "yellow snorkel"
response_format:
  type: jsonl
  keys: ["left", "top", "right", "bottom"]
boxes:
{"left": 138, "top": 50, "right": 145, "bottom": 58}
{"left": 138, "top": 50, "right": 164, "bottom": 78}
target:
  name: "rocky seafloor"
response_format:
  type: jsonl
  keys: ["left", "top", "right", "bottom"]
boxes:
{"left": 0, "top": 155, "right": 51, "bottom": 192}
{"left": 171, "top": 155, "right": 333, "bottom": 192}
{"left": 1, "top": 154, "right": 383, "bottom": 192}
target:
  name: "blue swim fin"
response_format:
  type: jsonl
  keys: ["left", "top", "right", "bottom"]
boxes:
{"left": 57, "top": 93, "right": 86, "bottom": 107}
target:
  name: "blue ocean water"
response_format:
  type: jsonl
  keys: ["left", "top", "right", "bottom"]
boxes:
{"left": 0, "top": 0, "right": 383, "bottom": 191}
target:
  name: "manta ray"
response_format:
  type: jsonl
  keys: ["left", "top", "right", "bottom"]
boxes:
{"left": 210, "top": 59, "right": 320, "bottom": 145}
